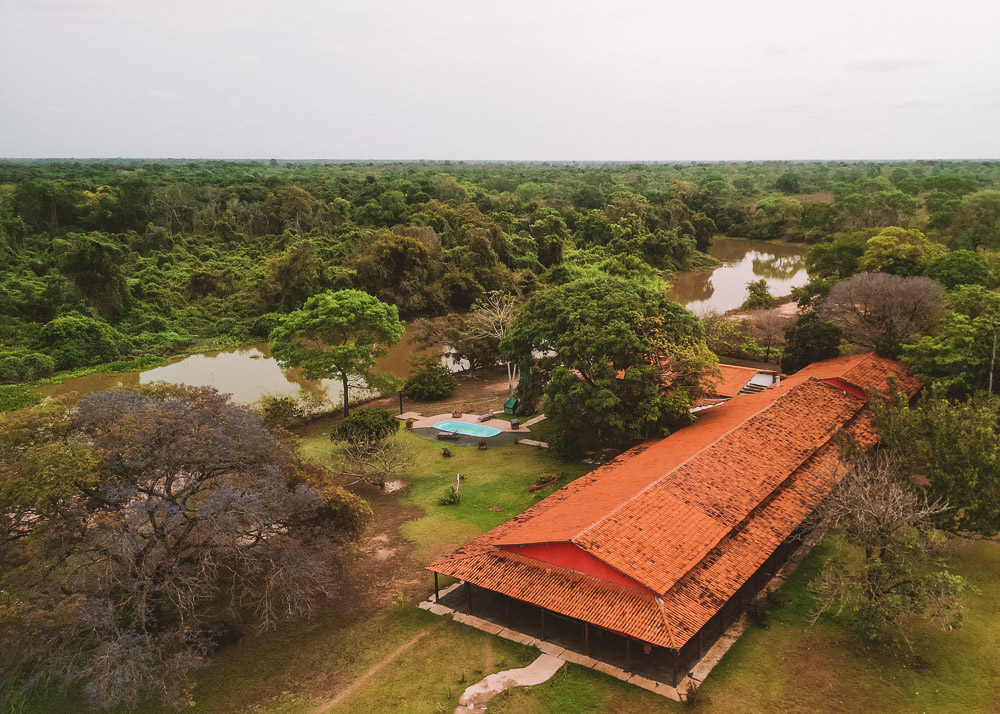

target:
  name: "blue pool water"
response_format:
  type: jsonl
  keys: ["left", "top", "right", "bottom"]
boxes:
{"left": 432, "top": 420, "right": 503, "bottom": 438}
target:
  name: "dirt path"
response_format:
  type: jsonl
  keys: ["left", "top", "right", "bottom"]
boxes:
{"left": 311, "top": 629, "right": 430, "bottom": 713}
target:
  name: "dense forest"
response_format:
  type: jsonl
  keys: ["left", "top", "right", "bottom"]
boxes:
{"left": 5, "top": 160, "right": 1000, "bottom": 709}
{"left": 3, "top": 159, "right": 999, "bottom": 389}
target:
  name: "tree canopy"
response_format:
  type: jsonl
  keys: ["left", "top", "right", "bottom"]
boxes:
{"left": 501, "top": 275, "right": 717, "bottom": 457}
{"left": 0, "top": 385, "right": 371, "bottom": 710}
{"left": 818, "top": 272, "right": 945, "bottom": 357}
{"left": 270, "top": 289, "right": 404, "bottom": 416}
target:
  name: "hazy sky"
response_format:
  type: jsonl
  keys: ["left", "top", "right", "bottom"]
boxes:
{"left": 2, "top": 0, "right": 998, "bottom": 160}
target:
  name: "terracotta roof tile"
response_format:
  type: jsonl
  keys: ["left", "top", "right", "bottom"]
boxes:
{"left": 708, "top": 364, "right": 772, "bottom": 398}
{"left": 428, "top": 355, "right": 914, "bottom": 650}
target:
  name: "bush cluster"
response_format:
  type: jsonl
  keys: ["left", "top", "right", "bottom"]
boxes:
{"left": 402, "top": 355, "right": 456, "bottom": 401}
{"left": 331, "top": 407, "right": 400, "bottom": 443}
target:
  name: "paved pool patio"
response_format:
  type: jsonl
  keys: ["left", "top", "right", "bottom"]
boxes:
{"left": 399, "top": 412, "right": 530, "bottom": 448}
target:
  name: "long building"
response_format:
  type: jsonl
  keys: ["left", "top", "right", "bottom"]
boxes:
{"left": 427, "top": 353, "right": 920, "bottom": 684}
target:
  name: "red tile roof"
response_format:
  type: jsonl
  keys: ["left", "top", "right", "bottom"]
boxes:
{"left": 428, "top": 354, "right": 917, "bottom": 650}
{"left": 708, "top": 364, "right": 772, "bottom": 398}
{"left": 782, "top": 352, "right": 921, "bottom": 396}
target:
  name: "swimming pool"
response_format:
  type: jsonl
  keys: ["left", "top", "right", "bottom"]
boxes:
{"left": 432, "top": 420, "right": 502, "bottom": 438}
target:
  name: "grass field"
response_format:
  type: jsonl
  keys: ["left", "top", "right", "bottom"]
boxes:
{"left": 22, "top": 426, "right": 1000, "bottom": 714}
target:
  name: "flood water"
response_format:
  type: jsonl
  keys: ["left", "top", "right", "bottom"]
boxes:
{"left": 41, "top": 239, "right": 808, "bottom": 403}
{"left": 39, "top": 322, "right": 451, "bottom": 405}
{"left": 668, "top": 237, "right": 809, "bottom": 315}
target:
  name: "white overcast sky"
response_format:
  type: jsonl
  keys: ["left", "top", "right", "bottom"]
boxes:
{"left": 1, "top": 0, "right": 998, "bottom": 160}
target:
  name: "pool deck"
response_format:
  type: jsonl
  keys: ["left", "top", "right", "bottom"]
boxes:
{"left": 408, "top": 412, "right": 526, "bottom": 433}
{"left": 404, "top": 412, "right": 530, "bottom": 448}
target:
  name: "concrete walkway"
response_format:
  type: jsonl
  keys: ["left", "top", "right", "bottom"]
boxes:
{"left": 454, "top": 654, "right": 564, "bottom": 713}
{"left": 521, "top": 414, "right": 548, "bottom": 427}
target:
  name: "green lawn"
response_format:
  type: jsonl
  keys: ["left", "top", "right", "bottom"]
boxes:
{"left": 301, "top": 428, "right": 591, "bottom": 565}
{"left": 22, "top": 426, "right": 1000, "bottom": 714}
{"left": 490, "top": 538, "right": 1000, "bottom": 714}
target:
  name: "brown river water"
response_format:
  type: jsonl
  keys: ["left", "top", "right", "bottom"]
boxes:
{"left": 40, "top": 239, "right": 807, "bottom": 403}
{"left": 667, "top": 237, "right": 809, "bottom": 315}
{"left": 38, "top": 322, "right": 447, "bottom": 405}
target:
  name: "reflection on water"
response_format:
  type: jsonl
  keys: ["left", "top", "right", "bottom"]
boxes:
{"left": 668, "top": 237, "right": 809, "bottom": 315}
{"left": 40, "top": 322, "right": 450, "bottom": 404}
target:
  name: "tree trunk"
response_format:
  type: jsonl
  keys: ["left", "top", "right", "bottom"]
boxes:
{"left": 990, "top": 330, "right": 997, "bottom": 398}
{"left": 342, "top": 373, "right": 350, "bottom": 418}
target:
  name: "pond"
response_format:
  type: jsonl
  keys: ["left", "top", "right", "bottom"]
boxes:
{"left": 668, "top": 237, "right": 809, "bottom": 315}
{"left": 39, "top": 322, "right": 454, "bottom": 405}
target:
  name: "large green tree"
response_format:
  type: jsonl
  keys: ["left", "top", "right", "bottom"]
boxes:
{"left": 875, "top": 388, "right": 1000, "bottom": 536}
{"left": 780, "top": 312, "right": 842, "bottom": 373}
{"left": 501, "top": 276, "right": 716, "bottom": 457}
{"left": 270, "top": 289, "right": 404, "bottom": 417}
{"left": 902, "top": 285, "right": 1000, "bottom": 396}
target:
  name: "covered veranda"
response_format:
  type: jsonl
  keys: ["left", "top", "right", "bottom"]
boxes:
{"left": 428, "top": 528, "right": 802, "bottom": 689}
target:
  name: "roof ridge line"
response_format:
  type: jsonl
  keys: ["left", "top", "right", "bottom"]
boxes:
{"left": 657, "top": 384, "right": 867, "bottom": 598}
{"left": 653, "top": 595, "right": 677, "bottom": 650}
{"left": 573, "top": 378, "right": 863, "bottom": 594}
{"left": 569, "top": 378, "right": 821, "bottom": 546}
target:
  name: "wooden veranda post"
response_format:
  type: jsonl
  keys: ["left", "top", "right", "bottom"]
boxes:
{"left": 626, "top": 637, "right": 631, "bottom": 672}
{"left": 672, "top": 648, "right": 679, "bottom": 686}
{"left": 434, "top": 572, "right": 439, "bottom": 603}
{"left": 584, "top": 622, "right": 590, "bottom": 656}
{"left": 465, "top": 581, "right": 472, "bottom": 611}
{"left": 541, "top": 609, "right": 547, "bottom": 640}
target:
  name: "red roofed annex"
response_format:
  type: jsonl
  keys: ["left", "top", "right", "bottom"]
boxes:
{"left": 427, "top": 353, "right": 920, "bottom": 686}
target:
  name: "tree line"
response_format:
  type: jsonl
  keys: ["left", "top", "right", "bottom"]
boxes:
{"left": 3, "top": 159, "right": 998, "bottom": 387}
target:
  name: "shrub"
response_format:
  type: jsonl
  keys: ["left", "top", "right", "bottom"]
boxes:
{"left": 258, "top": 395, "right": 307, "bottom": 429}
{"left": 0, "top": 384, "right": 41, "bottom": 412}
{"left": 438, "top": 485, "right": 461, "bottom": 506}
{"left": 742, "top": 279, "right": 776, "bottom": 310}
{"left": 332, "top": 407, "right": 400, "bottom": 444}
{"left": 213, "top": 317, "right": 238, "bottom": 336}
{"left": 36, "top": 313, "right": 131, "bottom": 370}
{"left": 746, "top": 588, "right": 788, "bottom": 628}
{"left": 548, "top": 426, "right": 585, "bottom": 461}
{"left": 132, "top": 331, "right": 195, "bottom": 354}
{"left": 95, "top": 355, "right": 168, "bottom": 373}
{"left": 0, "top": 350, "right": 56, "bottom": 383}
{"left": 402, "top": 355, "right": 456, "bottom": 401}
{"left": 258, "top": 392, "right": 336, "bottom": 430}
{"left": 249, "top": 312, "right": 282, "bottom": 339}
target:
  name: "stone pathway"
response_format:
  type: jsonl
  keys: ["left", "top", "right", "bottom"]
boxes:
{"left": 517, "top": 439, "right": 549, "bottom": 448}
{"left": 454, "top": 654, "right": 565, "bottom": 713}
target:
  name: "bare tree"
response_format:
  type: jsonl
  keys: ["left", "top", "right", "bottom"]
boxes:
{"left": 0, "top": 386, "right": 371, "bottom": 711}
{"left": 468, "top": 291, "right": 520, "bottom": 391}
{"left": 809, "top": 448, "right": 966, "bottom": 649}
{"left": 818, "top": 272, "right": 945, "bottom": 357}
{"left": 746, "top": 308, "right": 795, "bottom": 362}
{"left": 337, "top": 434, "right": 414, "bottom": 490}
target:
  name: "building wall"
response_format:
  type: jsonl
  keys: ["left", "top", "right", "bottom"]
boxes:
{"left": 499, "top": 542, "right": 653, "bottom": 593}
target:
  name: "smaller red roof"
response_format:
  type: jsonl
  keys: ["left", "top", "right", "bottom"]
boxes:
{"left": 707, "top": 364, "right": 775, "bottom": 398}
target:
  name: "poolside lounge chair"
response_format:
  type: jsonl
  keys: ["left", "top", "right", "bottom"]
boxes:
{"left": 436, "top": 431, "right": 459, "bottom": 440}
{"left": 477, "top": 411, "right": 494, "bottom": 422}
